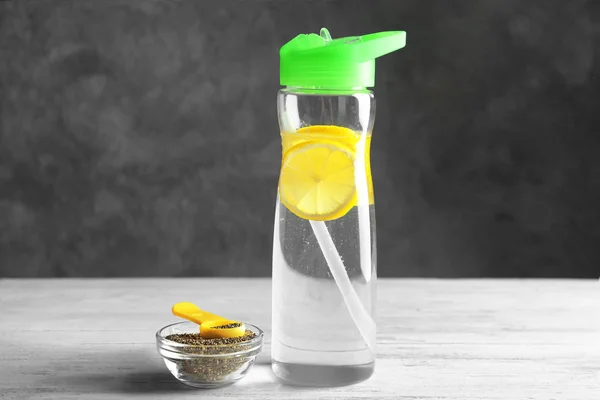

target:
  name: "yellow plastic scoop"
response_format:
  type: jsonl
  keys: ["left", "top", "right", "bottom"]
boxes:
{"left": 172, "top": 302, "right": 246, "bottom": 339}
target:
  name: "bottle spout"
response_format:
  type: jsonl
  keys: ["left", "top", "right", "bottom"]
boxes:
{"left": 353, "top": 31, "right": 406, "bottom": 62}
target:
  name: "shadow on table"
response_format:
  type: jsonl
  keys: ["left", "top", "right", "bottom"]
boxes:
{"left": 65, "top": 370, "right": 195, "bottom": 393}
{"left": 45, "top": 346, "right": 330, "bottom": 394}
{"left": 51, "top": 349, "right": 195, "bottom": 394}
{"left": 52, "top": 354, "right": 194, "bottom": 393}
{"left": 48, "top": 347, "right": 282, "bottom": 394}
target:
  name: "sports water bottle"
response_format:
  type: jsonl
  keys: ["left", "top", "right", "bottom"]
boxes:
{"left": 272, "top": 27, "right": 406, "bottom": 386}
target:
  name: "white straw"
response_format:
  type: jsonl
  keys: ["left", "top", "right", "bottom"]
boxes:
{"left": 310, "top": 220, "right": 376, "bottom": 352}
{"left": 354, "top": 136, "right": 372, "bottom": 282}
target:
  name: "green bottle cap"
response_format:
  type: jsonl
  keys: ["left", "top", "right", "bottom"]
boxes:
{"left": 280, "top": 27, "right": 406, "bottom": 89}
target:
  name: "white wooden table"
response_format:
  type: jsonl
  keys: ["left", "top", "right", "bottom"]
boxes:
{"left": 0, "top": 279, "right": 598, "bottom": 399}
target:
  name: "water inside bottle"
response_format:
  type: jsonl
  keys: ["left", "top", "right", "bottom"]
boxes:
{"left": 271, "top": 200, "right": 376, "bottom": 386}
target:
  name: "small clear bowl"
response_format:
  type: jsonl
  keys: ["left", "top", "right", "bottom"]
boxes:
{"left": 156, "top": 321, "right": 263, "bottom": 388}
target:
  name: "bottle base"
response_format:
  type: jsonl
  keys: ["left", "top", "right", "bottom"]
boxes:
{"left": 272, "top": 360, "right": 374, "bottom": 387}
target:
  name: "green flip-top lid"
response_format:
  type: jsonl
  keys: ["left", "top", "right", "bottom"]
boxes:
{"left": 280, "top": 27, "right": 406, "bottom": 89}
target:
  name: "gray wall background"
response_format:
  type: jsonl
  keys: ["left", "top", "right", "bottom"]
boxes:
{"left": 1, "top": 0, "right": 599, "bottom": 278}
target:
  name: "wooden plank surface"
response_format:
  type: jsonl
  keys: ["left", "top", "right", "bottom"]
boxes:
{"left": 0, "top": 279, "right": 598, "bottom": 399}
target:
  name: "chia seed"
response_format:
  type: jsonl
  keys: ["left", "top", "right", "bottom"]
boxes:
{"left": 212, "top": 322, "right": 243, "bottom": 330}
{"left": 164, "top": 330, "right": 259, "bottom": 383}
{"left": 166, "top": 329, "right": 255, "bottom": 346}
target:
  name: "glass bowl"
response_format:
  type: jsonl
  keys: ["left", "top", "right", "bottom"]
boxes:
{"left": 156, "top": 321, "right": 263, "bottom": 388}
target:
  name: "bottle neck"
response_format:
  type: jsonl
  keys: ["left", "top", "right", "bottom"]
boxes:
{"left": 282, "top": 86, "right": 372, "bottom": 95}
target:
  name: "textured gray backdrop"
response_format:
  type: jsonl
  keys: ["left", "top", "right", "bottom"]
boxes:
{"left": 1, "top": 0, "right": 599, "bottom": 278}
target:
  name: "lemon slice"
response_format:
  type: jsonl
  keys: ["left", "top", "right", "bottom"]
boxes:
{"left": 282, "top": 125, "right": 360, "bottom": 156}
{"left": 279, "top": 140, "right": 357, "bottom": 221}
{"left": 281, "top": 125, "right": 374, "bottom": 207}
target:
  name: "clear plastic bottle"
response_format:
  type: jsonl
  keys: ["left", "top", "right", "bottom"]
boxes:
{"left": 271, "top": 28, "right": 406, "bottom": 387}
